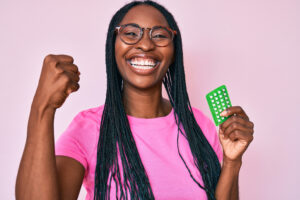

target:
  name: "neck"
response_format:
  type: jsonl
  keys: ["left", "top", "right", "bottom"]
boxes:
{"left": 122, "top": 82, "right": 172, "bottom": 118}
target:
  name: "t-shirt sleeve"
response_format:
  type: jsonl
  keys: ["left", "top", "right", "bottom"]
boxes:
{"left": 192, "top": 108, "right": 223, "bottom": 165}
{"left": 55, "top": 111, "right": 92, "bottom": 170}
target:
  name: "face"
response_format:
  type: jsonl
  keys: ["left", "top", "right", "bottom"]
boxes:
{"left": 115, "top": 5, "right": 175, "bottom": 90}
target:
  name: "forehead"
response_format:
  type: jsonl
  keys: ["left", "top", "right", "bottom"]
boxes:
{"left": 119, "top": 5, "right": 169, "bottom": 28}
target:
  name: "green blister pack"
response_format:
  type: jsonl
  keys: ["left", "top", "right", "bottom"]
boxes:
{"left": 206, "top": 85, "right": 232, "bottom": 126}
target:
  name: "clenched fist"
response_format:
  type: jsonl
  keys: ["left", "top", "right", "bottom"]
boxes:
{"left": 32, "top": 54, "right": 80, "bottom": 111}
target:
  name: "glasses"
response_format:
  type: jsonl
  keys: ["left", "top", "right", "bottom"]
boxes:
{"left": 115, "top": 23, "right": 177, "bottom": 47}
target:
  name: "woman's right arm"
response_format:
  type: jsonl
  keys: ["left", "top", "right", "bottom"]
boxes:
{"left": 15, "top": 55, "right": 84, "bottom": 200}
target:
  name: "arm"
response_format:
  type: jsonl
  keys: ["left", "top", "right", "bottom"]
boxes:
{"left": 15, "top": 106, "right": 60, "bottom": 199}
{"left": 15, "top": 55, "right": 83, "bottom": 200}
{"left": 215, "top": 159, "right": 241, "bottom": 200}
{"left": 214, "top": 106, "right": 254, "bottom": 200}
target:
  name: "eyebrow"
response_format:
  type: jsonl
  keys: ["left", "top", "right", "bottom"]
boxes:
{"left": 119, "top": 23, "right": 170, "bottom": 29}
{"left": 125, "top": 23, "right": 140, "bottom": 27}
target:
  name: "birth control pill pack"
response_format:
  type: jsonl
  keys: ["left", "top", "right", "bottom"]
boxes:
{"left": 206, "top": 85, "right": 232, "bottom": 126}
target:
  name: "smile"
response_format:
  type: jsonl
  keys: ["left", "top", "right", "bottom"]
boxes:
{"left": 130, "top": 57, "right": 157, "bottom": 68}
{"left": 126, "top": 57, "right": 160, "bottom": 75}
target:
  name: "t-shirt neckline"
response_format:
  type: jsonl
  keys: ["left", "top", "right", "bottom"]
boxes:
{"left": 127, "top": 107, "right": 175, "bottom": 129}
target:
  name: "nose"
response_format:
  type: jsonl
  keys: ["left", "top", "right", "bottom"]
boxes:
{"left": 135, "top": 28, "right": 155, "bottom": 51}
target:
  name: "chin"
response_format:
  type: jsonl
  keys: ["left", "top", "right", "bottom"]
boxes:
{"left": 124, "top": 78, "right": 162, "bottom": 90}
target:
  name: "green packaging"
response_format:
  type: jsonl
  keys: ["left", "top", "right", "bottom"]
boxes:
{"left": 206, "top": 85, "right": 232, "bottom": 126}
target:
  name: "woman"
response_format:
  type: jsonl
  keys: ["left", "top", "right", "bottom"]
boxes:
{"left": 16, "top": 1, "right": 254, "bottom": 200}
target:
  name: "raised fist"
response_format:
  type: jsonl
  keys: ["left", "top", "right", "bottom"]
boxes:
{"left": 32, "top": 54, "right": 80, "bottom": 110}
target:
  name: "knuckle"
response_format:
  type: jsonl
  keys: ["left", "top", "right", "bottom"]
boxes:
{"left": 72, "top": 64, "right": 79, "bottom": 72}
{"left": 67, "top": 55, "right": 74, "bottom": 61}
{"left": 75, "top": 75, "right": 80, "bottom": 82}
{"left": 74, "top": 83, "right": 80, "bottom": 91}
{"left": 232, "top": 116, "right": 238, "bottom": 121}
{"left": 61, "top": 55, "right": 74, "bottom": 63}
{"left": 69, "top": 83, "right": 79, "bottom": 93}
{"left": 61, "top": 73, "right": 70, "bottom": 83}
{"left": 44, "top": 54, "right": 55, "bottom": 63}
{"left": 232, "top": 123, "right": 238, "bottom": 129}
{"left": 54, "top": 66, "right": 63, "bottom": 74}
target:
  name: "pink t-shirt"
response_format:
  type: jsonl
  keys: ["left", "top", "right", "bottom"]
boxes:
{"left": 55, "top": 105, "right": 223, "bottom": 200}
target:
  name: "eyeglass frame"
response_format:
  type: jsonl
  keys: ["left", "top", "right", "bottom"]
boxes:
{"left": 115, "top": 23, "right": 177, "bottom": 47}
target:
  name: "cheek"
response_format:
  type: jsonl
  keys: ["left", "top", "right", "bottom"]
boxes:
{"left": 114, "top": 39, "right": 122, "bottom": 63}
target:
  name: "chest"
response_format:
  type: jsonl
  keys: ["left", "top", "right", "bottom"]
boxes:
{"left": 84, "top": 125, "right": 208, "bottom": 200}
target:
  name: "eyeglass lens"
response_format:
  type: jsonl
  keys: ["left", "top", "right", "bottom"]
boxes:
{"left": 119, "top": 25, "right": 173, "bottom": 47}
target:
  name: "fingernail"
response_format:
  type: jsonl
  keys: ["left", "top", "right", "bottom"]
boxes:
{"left": 220, "top": 110, "right": 227, "bottom": 116}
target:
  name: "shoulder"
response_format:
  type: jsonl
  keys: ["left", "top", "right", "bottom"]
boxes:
{"left": 55, "top": 105, "right": 105, "bottom": 170}
{"left": 55, "top": 105, "right": 105, "bottom": 158}
{"left": 58, "top": 105, "right": 105, "bottom": 142}
{"left": 72, "top": 104, "right": 105, "bottom": 124}
{"left": 75, "top": 105, "right": 104, "bottom": 119}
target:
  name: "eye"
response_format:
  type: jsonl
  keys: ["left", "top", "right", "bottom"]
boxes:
{"left": 151, "top": 28, "right": 170, "bottom": 39}
{"left": 152, "top": 34, "right": 168, "bottom": 38}
{"left": 124, "top": 32, "right": 138, "bottom": 36}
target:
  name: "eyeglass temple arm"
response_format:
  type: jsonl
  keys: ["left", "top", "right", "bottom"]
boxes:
{"left": 163, "top": 27, "right": 177, "bottom": 35}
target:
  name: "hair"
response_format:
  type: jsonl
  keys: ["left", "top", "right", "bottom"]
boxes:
{"left": 94, "top": 1, "right": 221, "bottom": 199}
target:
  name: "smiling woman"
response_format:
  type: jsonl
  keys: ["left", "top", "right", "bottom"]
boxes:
{"left": 15, "top": 1, "right": 254, "bottom": 200}
{"left": 115, "top": 5, "right": 175, "bottom": 91}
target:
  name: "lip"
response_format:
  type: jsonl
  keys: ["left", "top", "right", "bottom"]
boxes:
{"left": 126, "top": 53, "right": 161, "bottom": 61}
{"left": 126, "top": 53, "right": 161, "bottom": 76}
{"left": 126, "top": 60, "right": 160, "bottom": 76}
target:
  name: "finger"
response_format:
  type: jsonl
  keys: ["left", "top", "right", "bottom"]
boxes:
{"left": 55, "top": 54, "right": 74, "bottom": 64}
{"left": 66, "top": 81, "right": 80, "bottom": 95}
{"left": 57, "top": 63, "right": 79, "bottom": 74}
{"left": 223, "top": 121, "right": 253, "bottom": 139}
{"left": 57, "top": 72, "right": 79, "bottom": 91}
{"left": 227, "top": 130, "right": 254, "bottom": 143}
{"left": 220, "top": 106, "right": 249, "bottom": 120}
{"left": 220, "top": 115, "right": 253, "bottom": 131}
{"left": 63, "top": 71, "right": 80, "bottom": 83}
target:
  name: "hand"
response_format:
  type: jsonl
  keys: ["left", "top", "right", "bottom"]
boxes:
{"left": 219, "top": 106, "right": 254, "bottom": 163}
{"left": 32, "top": 54, "right": 80, "bottom": 110}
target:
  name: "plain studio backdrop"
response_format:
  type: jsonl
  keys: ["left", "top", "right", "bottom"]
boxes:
{"left": 0, "top": 0, "right": 299, "bottom": 199}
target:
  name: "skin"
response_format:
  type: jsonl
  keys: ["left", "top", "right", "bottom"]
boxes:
{"left": 215, "top": 107, "right": 254, "bottom": 200}
{"left": 15, "top": 4, "right": 254, "bottom": 200}
{"left": 15, "top": 55, "right": 84, "bottom": 200}
{"left": 115, "top": 5, "right": 174, "bottom": 118}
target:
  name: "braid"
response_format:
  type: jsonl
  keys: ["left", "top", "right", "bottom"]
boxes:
{"left": 94, "top": 1, "right": 221, "bottom": 199}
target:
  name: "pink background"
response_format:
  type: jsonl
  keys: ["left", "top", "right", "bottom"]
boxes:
{"left": 0, "top": 0, "right": 299, "bottom": 199}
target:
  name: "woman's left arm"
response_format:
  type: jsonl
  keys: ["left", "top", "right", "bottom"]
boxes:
{"left": 215, "top": 106, "right": 254, "bottom": 200}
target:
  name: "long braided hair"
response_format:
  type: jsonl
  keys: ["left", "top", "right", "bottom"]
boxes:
{"left": 94, "top": 1, "right": 221, "bottom": 199}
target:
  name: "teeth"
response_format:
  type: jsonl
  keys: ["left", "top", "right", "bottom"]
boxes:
{"left": 129, "top": 57, "right": 157, "bottom": 67}
{"left": 131, "top": 65, "right": 154, "bottom": 70}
